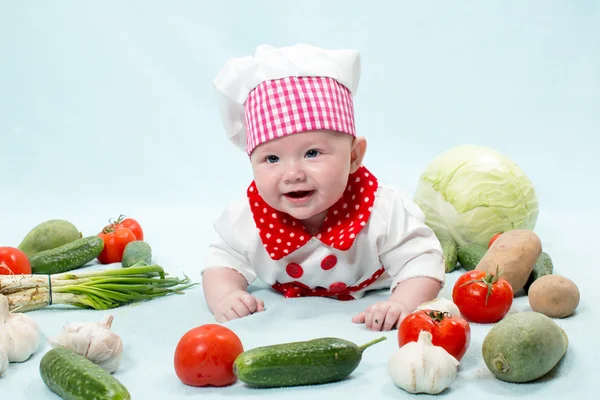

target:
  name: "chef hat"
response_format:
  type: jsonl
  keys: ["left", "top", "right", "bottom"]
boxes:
{"left": 213, "top": 43, "right": 361, "bottom": 155}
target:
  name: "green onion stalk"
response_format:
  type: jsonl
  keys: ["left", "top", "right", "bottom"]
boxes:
{"left": 0, "top": 265, "right": 198, "bottom": 313}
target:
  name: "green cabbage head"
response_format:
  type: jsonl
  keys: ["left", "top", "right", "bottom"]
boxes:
{"left": 413, "top": 144, "right": 539, "bottom": 248}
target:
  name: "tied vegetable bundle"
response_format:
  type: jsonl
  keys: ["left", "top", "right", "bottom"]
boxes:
{"left": 0, "top": 265, "right": 196, "bottom": 313}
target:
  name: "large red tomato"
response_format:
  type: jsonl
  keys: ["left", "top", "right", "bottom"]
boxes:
{"left": 103, "top": 215, "right": 144, "bottom": 241}
{"left": 0, "top": 246, "right": 31, "bottom": 275}
{"left": 174, "top": 324, "right": 244, "bottom": 387}
{"left": 97, "top": 227, "right": 137, "bottom": 264}
{"left": 452, "top": 269, "right": 513, "bottom": 323}
{"left": 398, "top": 309, "right": 471, "bottom": 361}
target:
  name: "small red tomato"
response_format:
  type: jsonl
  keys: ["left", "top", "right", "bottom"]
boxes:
{"left": 398, "top": 309, "right": 471, "bottom": 361}
{"left": 0, "top": 246, "right": 32, "bottom": 275}
{"left": 488, "top": 232, "right": 503, "bottom": 248}
{"left": 174, "top": 324, "right": 244, "bottom": 387}
{"left": 97, "top": 227, "right": 137, "bottom": 264}
{"left": 103, "top": 215, "right": 144, "bottom": 241}
{"left": 452, "top": 269, "right": 513, "bottom": 323}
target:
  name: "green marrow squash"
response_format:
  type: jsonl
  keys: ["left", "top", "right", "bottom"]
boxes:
{"left": 40, "top": 347, "right": 130, "bottom": 400}
{"left": 29, "top": 236, "right": 104, "bottom": 275}
{"left": 233, "top": 336, "right": 386, "bottom": 387}
{"left": 482, "top": 311, "right": 568, "bottom": 383}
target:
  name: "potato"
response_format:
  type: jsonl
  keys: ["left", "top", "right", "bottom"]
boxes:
{"left": 528, "top": 275, "right": 580, "bottom": 318}
{"left": 475, "top": 229, "right": 542, "bottom": 293}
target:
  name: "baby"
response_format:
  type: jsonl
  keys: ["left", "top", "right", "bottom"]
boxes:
{"left": 202, "top": 44, "right": 445, "bottom": 331}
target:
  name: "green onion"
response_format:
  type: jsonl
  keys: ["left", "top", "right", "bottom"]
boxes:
{"left": 0, "top": 265, "right": 198, "bottom": 313}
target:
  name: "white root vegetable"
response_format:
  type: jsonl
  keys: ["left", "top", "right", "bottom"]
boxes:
{"left": 0, "top": 294, "right": 41, "bottom": 362}
{"left": 416, "top": 297, "right": 461, "bottom": 317}
{"left": 389, "top": 330, "right": 459, "bottom": 394}
{"left": 49, "top": 314, "right": 123, "bottom": 373}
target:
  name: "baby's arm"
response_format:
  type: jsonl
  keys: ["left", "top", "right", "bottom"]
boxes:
{"left": 203, "top": 268, "right": 264, "bottom": 322}
{"left": 352, "top": 277, "right": 441, "bottom": 331}
{"left": 353, "top": 187, "right": 445, "bottom": 331}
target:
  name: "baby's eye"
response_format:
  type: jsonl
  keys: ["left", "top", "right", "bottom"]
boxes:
{"left": 266, "top": 155, "right": 279, "bottom": 163}
{"left": 305, "top": 149, "right": 320, "bottom": 158}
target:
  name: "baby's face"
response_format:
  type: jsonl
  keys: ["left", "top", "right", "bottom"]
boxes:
{"left": 250, "top": 130, "right": 355, "bottom": 227}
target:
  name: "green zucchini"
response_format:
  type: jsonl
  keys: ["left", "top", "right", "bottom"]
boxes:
{"left": 40, "top": 347, "right": 130, "bottom": 400}
{"left": 29, "top": 236, "right": 104, "bottom": 275}
{"left": 121, "top": 241, "right": 152, "bottom": 268}
{"left": 234, "top": 336, "right": 386, "bottom": 388}
{"left": 440, "top": 239, "right": 458, "bottom": 272}
{"left": 523, "top": 251, "right": 554, "bottom": 293}
{"left": 482, "top": 311, "right": 568, "bottom": 383}
{"left": 457, "top": 243, "right": 488, "bottom": 271}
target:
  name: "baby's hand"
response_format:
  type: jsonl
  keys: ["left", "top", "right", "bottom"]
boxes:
{"left": 214, "top": 290, "right": 265, "bottom": 323}
{"left": 352, "top": 301, "right": 411, "bottom": 331}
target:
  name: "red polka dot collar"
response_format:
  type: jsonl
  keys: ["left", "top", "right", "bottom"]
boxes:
{"left": 247, "top": 165, "right": 379, "bottom": 260}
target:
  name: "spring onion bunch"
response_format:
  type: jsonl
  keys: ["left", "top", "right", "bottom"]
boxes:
{"left": 0, "top": 265, "right": 197, "bottom": 312}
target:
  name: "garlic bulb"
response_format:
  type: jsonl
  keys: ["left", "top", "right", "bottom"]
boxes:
{"left": 0, "top": 345, "right": 8, "bottom": 376}
{"left": 0, "top": 294, "right": 42, "bottom": 362}
{"left": 49, "top": 314, "right": 123, "bottom": 373}
{"left": 417, "top": 297, "right": 461, "bottom": 317}
{"left": 389, "top": 330, "right": 459, "bottom": 394}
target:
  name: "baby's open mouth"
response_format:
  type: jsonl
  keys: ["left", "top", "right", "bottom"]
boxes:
{"left": 285, "top": 190, "right": 314, "bottom": 199}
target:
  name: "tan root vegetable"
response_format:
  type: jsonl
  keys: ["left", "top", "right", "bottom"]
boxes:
{"left": 475, "top": 229, "right": 541, "bottom": 293}
{"left": 528, "top": 275, "right": 580, "bottom": 318}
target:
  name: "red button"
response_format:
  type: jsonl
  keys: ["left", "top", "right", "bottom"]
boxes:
{"left": 321, "top": 255, "right": 338, "bottom": 270}
{"left": 286, "top": 263, "right": 304, "bottom": 279}
{"left": 329, "top": 282, "right": 347, "bottom": 293}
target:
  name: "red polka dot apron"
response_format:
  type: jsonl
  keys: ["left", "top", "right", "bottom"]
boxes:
{"left": 247, "top": 165, "right": 385, "bottom": 300}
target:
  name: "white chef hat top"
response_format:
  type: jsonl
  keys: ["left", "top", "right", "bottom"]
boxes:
{"left": 213, "top": 43, "right": 362, "bottom": 153}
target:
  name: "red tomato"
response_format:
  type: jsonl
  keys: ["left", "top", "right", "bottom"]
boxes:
{"left": 488, "top": 232, "right": 503, "bottom": 248}
{"left": 398, "top": 309, "right": 471, "bottom": 360}
{"left": 0, "top": 247, "right": 31, "bottom": 275}
{"left": 452, "top": 269, "right": 513, "bottom": 323}
{"left": 174, "top": 324, "right": 244, "bottom": 387}
{"left": 103, "top": 215, "right": 144, "bottom": 241}
{"left": 97, "top": 227, "right": 137, "bottom": 264}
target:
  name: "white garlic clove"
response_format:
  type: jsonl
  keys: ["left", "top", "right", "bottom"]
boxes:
{"left": 48, "top": 314, "right": 123, "bottom": 373}
{"left": 389, "top": 330, "right": 459, "bottom": 395}
{"left": 416, "top": 297, "right": 461, "bottom": 317}
{"left": 0, "top": 295, "right": 42, "bottom": 363}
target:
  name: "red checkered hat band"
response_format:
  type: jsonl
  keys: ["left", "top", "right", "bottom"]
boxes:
{"left": 244, "top": 76, "right": 356, "bottom": 155}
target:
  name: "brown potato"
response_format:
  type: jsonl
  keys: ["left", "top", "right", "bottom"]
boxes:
{"left": 476, "top": 229, "right": 542, "bottom": 293}
{"left": 528, "top": 275, "right": 580, "bottom": 318}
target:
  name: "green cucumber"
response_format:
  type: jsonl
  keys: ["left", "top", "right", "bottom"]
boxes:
{"left": 121, "top": 241, "right": 152, "bottom": 268}
{"left": 440, "top": 239, "right": 458, "bottom": 272}
{"left": 482, "top": 311, "right": 568, "bottom": 383}
{"left": 40, "top": 347, "right": 130, "bottom": 400}
{"left": 233, "top": 336, "right": 386, "bottom": 388}
{"left": 18, "top": 219, "right": 82, "bottom": 257}
{"left": 457, "top": 243, "right": 488, "bottom": 271}
{"left": 523, "top": 251, "right": 554, "bottom": 293}
{"left": 29, "top": 236, "right": 104, "bottom": 275}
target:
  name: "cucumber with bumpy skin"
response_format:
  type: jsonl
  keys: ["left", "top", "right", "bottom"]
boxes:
{"left": 457, "top": 244, "right": 487, "bottom": 271}
{"left": 29, "top": 236, "right": 104, "bottom": 274}
{"left": 523, "top": 251, "right": 554, "bottom": 293}
{"left": 40, "top": 347, "right": 130, "bottom": 400}
{"left": 121, "top": 241, "right": 152, "bottom": 268}
{"left": 233, "top": 336, "right": 386, "bottom": 388}
{"left": 440, "top": 239, "right": 458, "bottom": 272}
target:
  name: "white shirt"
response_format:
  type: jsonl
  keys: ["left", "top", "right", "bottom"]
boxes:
{"left": 202, "top": 167, "right": 445, "bottom": 299}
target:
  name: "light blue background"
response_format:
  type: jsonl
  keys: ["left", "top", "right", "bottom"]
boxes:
{"left": 1, "top": 1, "right": 598, "bottom": 399}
